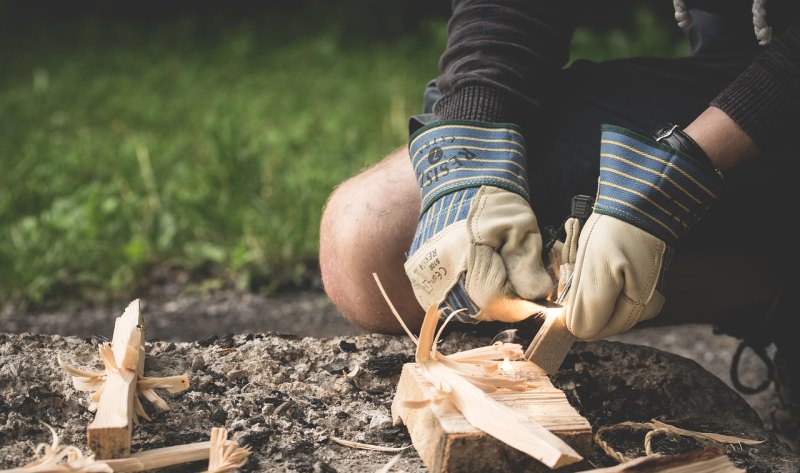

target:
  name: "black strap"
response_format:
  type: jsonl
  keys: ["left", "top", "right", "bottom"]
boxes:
{"left": 654, "top": 124, "right": 724, "bottom": 180}
{"left": 730, "top": 340, "right": 775, "bottom": 394}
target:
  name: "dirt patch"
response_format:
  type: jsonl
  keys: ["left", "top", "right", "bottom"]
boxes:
{"left": 0, "top": 329, "right": 797, "bottom": 472}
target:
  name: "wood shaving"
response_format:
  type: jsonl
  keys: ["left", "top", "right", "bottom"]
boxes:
{"left": 1, "top": 423, "right": 111, "bottom": 473}
{"left": 328, "top": 437, "right": 411, "bottom": 453}
{"left": 202, "top": 427, "right": 251, "bottom": 473}
{"left": 595, "top": 419, "right": 763, "bottom": 463}
{"left": 58, "top": 347, "right": 190, "bottom": 422}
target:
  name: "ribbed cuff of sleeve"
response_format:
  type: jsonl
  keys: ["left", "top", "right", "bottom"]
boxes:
{"left": 710, "top": 25, "right": 800, "bottom": 158}
{"left": 433, "top": 84, "right": 515, "bottom": 123}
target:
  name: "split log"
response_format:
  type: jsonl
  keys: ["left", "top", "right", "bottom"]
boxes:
{"left": 392, "top": 360, "right": 591, "bottom": 473}
{"left": 86, "top": 300, "right": 145, "bottom": 459}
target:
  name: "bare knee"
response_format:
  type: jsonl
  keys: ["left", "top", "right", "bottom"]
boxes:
{"left": 319, "top": 147, "right": 425, "bottom": 334}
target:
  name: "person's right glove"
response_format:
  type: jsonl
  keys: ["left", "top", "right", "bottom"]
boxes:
{"left": 565, "top": 124, "right": 724, "bottom": 341}
{"left": 404, "top": 119, "right": 554, "bottom": 323}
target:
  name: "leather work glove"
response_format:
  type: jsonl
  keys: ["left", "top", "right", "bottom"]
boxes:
{"left": 566, "top": 124, "right": 724, "bottom": 340}
{"left": 404, "top": 120, "right": 554, "bottom": 323}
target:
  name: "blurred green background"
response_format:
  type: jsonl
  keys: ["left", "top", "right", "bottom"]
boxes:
{"left": 0, "top": 1, "right": 687, "bottom": 309}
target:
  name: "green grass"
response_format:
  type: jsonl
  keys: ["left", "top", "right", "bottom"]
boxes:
{"left": 0, "top": 7, "right": 686, "bottom": 308}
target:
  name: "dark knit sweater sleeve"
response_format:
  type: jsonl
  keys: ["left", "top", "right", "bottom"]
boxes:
{"left": 711, "top": 23, "right": 800, "bottom": 160}
{"left": 433, "top": 0, "right": 578, "bottom": 124}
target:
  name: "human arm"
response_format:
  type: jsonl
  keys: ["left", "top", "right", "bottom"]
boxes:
{"left": 565, "top": 22, "right": 800, "bottom": 340}
{"left": 404, "top": 1, "right": 580, "bottom": 321}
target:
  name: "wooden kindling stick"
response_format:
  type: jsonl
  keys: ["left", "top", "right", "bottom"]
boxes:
{"left": 58, "top": 299, "right": 191, "bottom": 460}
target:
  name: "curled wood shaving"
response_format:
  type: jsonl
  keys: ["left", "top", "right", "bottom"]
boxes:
{"left": 57, "top": 358, "right": 105, "bottom": 392}
{"left": 445, "top": 342, "right": 524, "bottom": 363}
{"left": 345, "top": 365, "right": 361, "bottom": 379}
{"left": 59, "top": 348, "right": 190, "bottom": 422}
{"left": 202, "top": 427, "right": 251, "bottom": 473}
{"left": 595, "top": 419, "right": 763, "bottom": 464}
{"left": 328, "top": 436, "right": 411, "bottom": 453}
{"left": 2, "top": 423, "right": 111, "bottom": 473}
{"left": 372, "top": 274, "right": 418, "bottom": 344}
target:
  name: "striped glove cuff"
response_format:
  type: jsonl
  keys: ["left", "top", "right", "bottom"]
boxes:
{"left": 596, "top": 125, "right": 724, "bottom": 245}
{"left": 408, "top": 120, "right": 530, "bottom": 214}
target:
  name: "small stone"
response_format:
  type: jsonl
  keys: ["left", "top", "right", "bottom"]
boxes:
{"left": 211, "top": 409, "right": 228, "bottom": 425}
{"left": 198, "top": 335, "right": 218, "bottom": 347}
{"left": 5, "top": 363, "right": 19, "bottom": 377}
{"left": 191, "top": 355, "right": 206, "bottom": 372}
{"left": 314, "top": 460, "right": 337, "bottom": 473}
{"left": 10, "top": 395, "right": 27, "bottom": 409}
{"left": 64, "top": 336, "right": 83, "bottom": 346}
{"left": 230, "top": 419, "right": 248, "bottom": 432}
{"left": 323, "top": 360, "right": 348, "bottom": 374}
{"left": 227, "top": 370, "right": 247, "bottom": 382}
{"left": 216, "top": 334, "right": 235, "bottom": 349}
{"left": 338, "top": 340, "right": 358, "bottom": 353}
{"left": 365, "top": 410, "right": 392, "bottom": 431}
{"left": 273, "top": 400, "right": 293, "bottom": 417}
{"left": 365, "top": 354, "right": 411, "bottom": 377}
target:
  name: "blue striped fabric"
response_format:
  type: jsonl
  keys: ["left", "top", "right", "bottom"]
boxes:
{"left": 409, "top": 121, "right": 529, "bottom": 215}
{"left": 596, "top": 125, "right": 723, "bottom": 245}
{"left": 407, "top": 120, "right": 531, "bottom": 321}
{"left": 409, "top": 187, "right": 476, "bottom": 253}
{"left": 439, "top": 275, "right": 481, "bottom": 323}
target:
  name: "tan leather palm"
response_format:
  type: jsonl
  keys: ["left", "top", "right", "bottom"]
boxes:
{"left": 404, "top": 187, "right": 553, "bottom": 322}
{"left": 565, "top": 213, "right": 666, "bottom": 341}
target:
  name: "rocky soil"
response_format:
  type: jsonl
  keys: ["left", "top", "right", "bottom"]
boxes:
{"left": 1, "top": 286, "right": 797, "bottom": 472}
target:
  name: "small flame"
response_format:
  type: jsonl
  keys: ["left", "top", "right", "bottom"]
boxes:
{"left": 500, "top": 356, "right": 514, "bottom": 373}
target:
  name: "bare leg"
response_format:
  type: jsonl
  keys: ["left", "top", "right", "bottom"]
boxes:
{"left": 319, "top": 147, "right": 425, "bottom": 334}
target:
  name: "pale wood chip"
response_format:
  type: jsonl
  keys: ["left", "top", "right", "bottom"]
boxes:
{"left": 329, "top": 437, "right": 411, "bottom": 453}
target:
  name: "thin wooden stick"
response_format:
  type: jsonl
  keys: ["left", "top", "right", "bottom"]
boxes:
{"left": 328, "top": 437, "right": 411, "bottom": 453}
{"left": 101, "top": 442, "right": 215, "bottom": 472}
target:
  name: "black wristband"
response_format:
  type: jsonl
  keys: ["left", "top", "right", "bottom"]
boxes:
{"left": 653, "top": 124, "right": 724, "bottom": 180}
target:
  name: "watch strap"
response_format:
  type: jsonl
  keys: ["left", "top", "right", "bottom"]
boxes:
{"left": 654, "top": 124, "right": 724, "bottom": 180}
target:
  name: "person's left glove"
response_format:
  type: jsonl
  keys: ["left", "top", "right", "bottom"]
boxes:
{"left": 565, "top": 124, "right": 724, "bottom": 340}
{"left": 404, "top": 120, "right": 554, "bottom": 322}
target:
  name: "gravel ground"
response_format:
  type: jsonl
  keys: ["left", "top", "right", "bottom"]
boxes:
{"left": 0, "top": 286, "right": 779, "bottom": 433}
{"left": 1, "top": 332, "right": 797, "bottom": 472}
{"left": 0, "top": 286, "right": 796, "bottom": 471}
